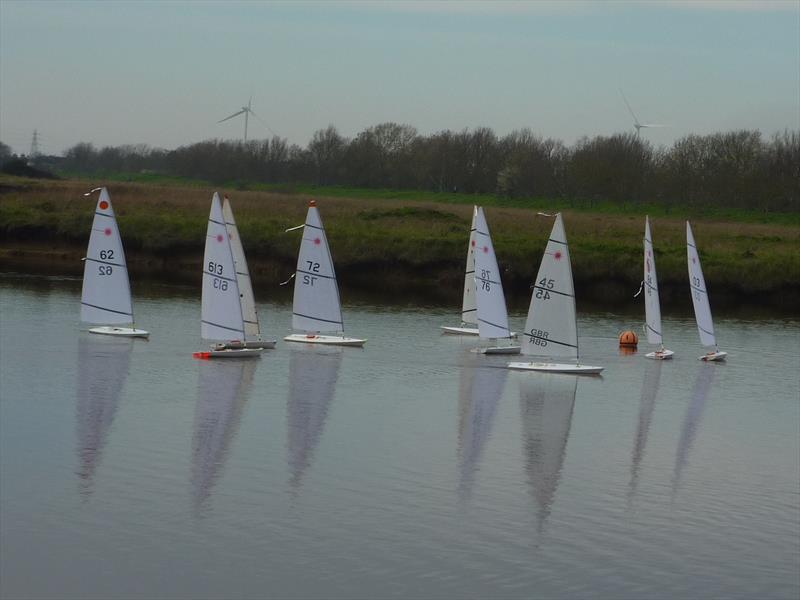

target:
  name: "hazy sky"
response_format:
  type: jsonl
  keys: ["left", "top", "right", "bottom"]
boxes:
{"left": 1, "top": 0, "right": 798, "bottom": 155}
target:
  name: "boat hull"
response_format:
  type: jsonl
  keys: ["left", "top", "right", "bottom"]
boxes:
{"left": 700, "top": 351, "right": 727, "bottom": 362}
{"left": 89, "top": 326, "right": 149, "bottom": 338}
{"left": 476, "top": 345, "right": 522, "bottom": 355}
{"left": 440, "top": 325, "right": 480, "bottom": 336}
{"left": 507, "top": 361, "right": 604, "bottom": 375}
{"left": 213, "top": 340, "right": 277, "bottom": 350}
{"left": 645, "top": 349, "right": 674, "bottom": 360}
{"left": 284, "top": 333, "right": 366, "bottom": 348}
{"left": 193, "top": 348, "right": 263, "bottom": 359}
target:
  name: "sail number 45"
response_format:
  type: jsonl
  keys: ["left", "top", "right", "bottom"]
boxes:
{"left": 535, "top": 278, "right": 555, "bottom": 299}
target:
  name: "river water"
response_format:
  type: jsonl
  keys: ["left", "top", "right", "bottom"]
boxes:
{"left": 1, "top": 274, "right": 798, "bottom": 599}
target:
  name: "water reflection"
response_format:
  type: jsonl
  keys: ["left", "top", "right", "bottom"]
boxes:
{"left": 519, "top": 374, "right": 578, "bottom": 531}
{"left": 191, "top": 360, "right": 256, "bottom": 510}
{"left": 75, "top": 335, "right": 133, "bottom": 496}
{"left": 672, "top": 364, "right": 717, "bottom": 499}
{"left": 287, "top": 347, "right": 343, "bottom": 494}
{"left": 457, "top": 362, "right": 507, "bottom": 500}
{"left": 628, "top": 360, "right": 663, "bottom": 502}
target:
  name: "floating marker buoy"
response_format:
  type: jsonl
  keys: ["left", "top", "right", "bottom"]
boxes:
{"left": 619, "top": 330, "right": 638, "bottom": 348}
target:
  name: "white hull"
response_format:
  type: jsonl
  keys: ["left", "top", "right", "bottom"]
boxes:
{"left": 193, "top": 348, "right": 263, "bottom": 359}
{"left": 476, "top": 345, "right": 522, "bottom": 355}
{"left": 89, "top": 326, "right": 149, "bottom": 338}
{"left": 508, "top": 361, "right": 604, "bottom": 375}
{"left": 645, "top": 349, "right": 674, "bottom": 360}
{"left": 441, "top": 325, "right": 480, "bottom": 336}
{"left": 284, "top": 333, "right": 366, "bottom": 348}
{"left": 700, "top": 351, "right": 727, "bottom": 362}
{"left": 213, "top": 340, "right": 277, "bottom": 350}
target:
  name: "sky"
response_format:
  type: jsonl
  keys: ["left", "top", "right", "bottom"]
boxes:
{"left": 1, "top": 0, "right": 798, "bottom": 156}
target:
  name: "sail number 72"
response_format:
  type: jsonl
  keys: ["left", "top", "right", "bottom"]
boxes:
{"left": 302, "top": 261, "right": 321, "bottom": 286}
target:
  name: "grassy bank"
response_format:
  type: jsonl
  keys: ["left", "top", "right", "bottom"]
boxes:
{"left": 1, "top": 175, "right": 798, "bottom": 311}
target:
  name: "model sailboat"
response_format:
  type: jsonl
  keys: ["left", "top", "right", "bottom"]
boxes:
{"left": 641, "top": 216, "right": 673, "bottom": 359}
{"left": 284, "top": 200, "right": 366, "bottom": 347}
{"left": 441, "top": 206, "right": 480, "bottom": 335}
{"left": 221, "top": 195, "right": 276, "bottom": 350}
{"left": 194, "top": 193, "right": 262, "bottom": 358}
{"left": 687, "top": 221, "right": 727, "bottom": 361}
{"left": 472, "top": 207, "right": 520, "bottom": 354}
{"left": 508, "top": 213, "right": 603, "bottom": 374}
{"left": 80, "top": 187, "right": 148, "bottom": 338}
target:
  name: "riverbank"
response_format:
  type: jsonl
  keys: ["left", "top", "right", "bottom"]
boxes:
{"left": 1, "top": 176, "right": 798, "bottom": 312}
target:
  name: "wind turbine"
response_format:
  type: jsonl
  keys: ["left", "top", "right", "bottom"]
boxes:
{"left": 619, "top": 89, "right": 666, "bottom": 137}
{"left": 218, "top": 97, "right": 263, "bottom": 143}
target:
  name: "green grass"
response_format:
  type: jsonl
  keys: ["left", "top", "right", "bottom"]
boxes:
{"left": 1, "top": 174, "right": 798, "bottom": 305}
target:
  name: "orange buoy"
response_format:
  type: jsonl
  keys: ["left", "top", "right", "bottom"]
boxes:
{"left": 619, "top": 330, "right": 639, "bottom": 348}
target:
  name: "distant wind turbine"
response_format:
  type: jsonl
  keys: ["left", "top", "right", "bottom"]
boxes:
{"left": 619, "top": 89, "right": 667, "bottom": 137}
{"left": 218, "top": 97, "right": 273, "bottom": 143}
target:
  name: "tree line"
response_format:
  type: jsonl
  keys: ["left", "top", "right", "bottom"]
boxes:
{"left": 14, "top": 125, "right": 800, "bottom": 211}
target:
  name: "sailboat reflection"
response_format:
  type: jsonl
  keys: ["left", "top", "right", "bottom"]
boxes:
{"left": 75, "top": 335, "right": 133, "bottom": 496}
{"left": 672, "top": 364, "right": 716, "bottom": 499}
{"left": 191, "top": 359, "right": 257, "bottom": 509}
{"left": 457, "top": 363, "right": 507, "bottom": 499}
{"left": 628, "top": 360, "right": 663, "bottom": 501}
{"left": 287, "top": 347, "right": 343, "bottom": 494}
{"left": 519, "top": 374, "right": 578, "bottom": 531}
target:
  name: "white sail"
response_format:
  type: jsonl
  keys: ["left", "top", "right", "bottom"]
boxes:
{"left": 520, "top": 214, "right": 578, "bottom": 359}
{"left": 643, "top": 216, "right": 664, "bottom": 346}
{"left": 201, "top": 193, "right": 245, "bottom": 341}
{"left": 473, "top": 207, "right": 512, "bottom": 339}
{"left": 80, "top": 188, "right": 134, "bottom": 325}
{"left": 222, "top": 196, "right": 260, "bottom": 339}
{"left": 291, "top": 202, "right": 344, "bottom": 334}
{"left": 461, "top": 206, "right": 479, "bottom": 325}
{"left": 686, "top": 221, "right": 716, "bottom": 348}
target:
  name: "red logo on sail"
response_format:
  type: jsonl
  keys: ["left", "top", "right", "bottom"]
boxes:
{"left": 104, "top": 228, "right": 112, "bottom": 236}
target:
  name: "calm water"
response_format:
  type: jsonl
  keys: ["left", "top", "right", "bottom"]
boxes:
{"left": 1, "top": 275, "right": 799, "bottom": 599}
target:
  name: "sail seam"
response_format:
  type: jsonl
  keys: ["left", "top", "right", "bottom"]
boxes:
{"left": 296, "top": 268, "right": 336, "bottom": 280}
{"left": 293, "top": 312, "right": 343, "bottom": 325}
{"left": 522, "top": 332, "right": 577, "bottom": 349}
{"left": 201, "top": 319, "right": 244, "bottom": 334}
{"left": 203, "top": 271, "right": 237, "bottom": 284}
{"left": 80, "top": 301, "right": 132, "bottom": 317}
{"left": 478, "top": 317, "right": 510, "bottom": 333}
{"left": 531, "top": 285, "right": 573, "bottom": 298}
{"left": 303, "top": 223, "right": 324, "bottom": 231}
{"left": 85, "top": 257, "right": 126, "bottom": 268}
